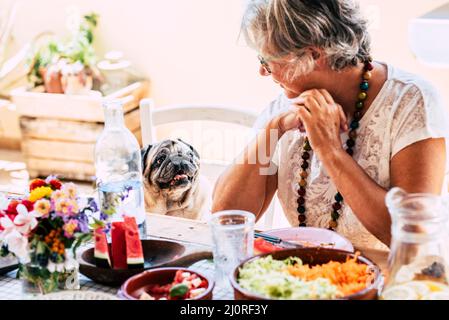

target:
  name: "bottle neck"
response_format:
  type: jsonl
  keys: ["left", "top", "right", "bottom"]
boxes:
{"left": 104, "top": 106, "right": 125, "bottom": 128}
{"left": 390, "top": 209, "right": 447, "bottom": 244}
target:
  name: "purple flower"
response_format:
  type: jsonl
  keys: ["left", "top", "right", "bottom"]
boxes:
{"left": 100, "top": 211, "right": 108, "bottom": 221}
{"left": 76, "top": 213, "right": 89, "bottom": 233}
{"left": 88, "top": 198, "right": 99, "bottom": 212}
{"left": 45, "top": 175, "right": 59, "bottom": 184}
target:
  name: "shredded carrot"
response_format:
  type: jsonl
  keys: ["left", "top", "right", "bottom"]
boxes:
{"left": 286, "top": 252, "right": 374, "bottom": 296}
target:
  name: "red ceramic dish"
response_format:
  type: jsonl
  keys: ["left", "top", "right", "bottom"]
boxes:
{"left": 119, "top": 267, "right": 214, "bottom": 300}
{"left": 230, "top": 248, "right": 383, "bottom": 300}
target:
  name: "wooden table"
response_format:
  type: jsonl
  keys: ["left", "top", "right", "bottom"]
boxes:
{"left": 0, "top": 213, "right": 389, "bottom": 299}
{"left": 145, "top": 213, "right": 390, "bottom": 272}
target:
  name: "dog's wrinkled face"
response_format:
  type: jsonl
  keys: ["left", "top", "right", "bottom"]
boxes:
{"left": 141, "top": 139, "right": 200, "bottom": 197}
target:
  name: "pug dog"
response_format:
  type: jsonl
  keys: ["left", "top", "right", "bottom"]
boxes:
{"left": 141, "top": 139, "right": 209, "bottom": 220}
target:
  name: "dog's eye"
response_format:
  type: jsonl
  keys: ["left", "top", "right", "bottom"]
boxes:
{"left": 155, "top": 155, "right": 166, "bottom": 165}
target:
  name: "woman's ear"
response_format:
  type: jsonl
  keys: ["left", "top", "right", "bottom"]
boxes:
{"left": 310, "top": 48, "right": 326, "bottom": 70}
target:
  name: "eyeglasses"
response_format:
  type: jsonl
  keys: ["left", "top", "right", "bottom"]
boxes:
{"left": 257, "top": 54, "right": 272, "bottom": 75}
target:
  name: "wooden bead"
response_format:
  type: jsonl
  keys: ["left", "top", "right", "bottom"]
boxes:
{"left": 332, "top": 202, "right": 342, "bottom": 211}
{"left": 331, "top": 211, "right": 340, "bottom": 221}
{"left": 329, "top": 220, "right": 338, "bottom": 229}
{"left": 335, "top": 192, "right": 343, "bottom": 202}
{"left": 299, "top": 179, "right": 307, "bottom": 187}
{"left": 346, "top": 138, "right": 355, "bottom": 148}
{"left": 350, "top": 120, "right": 359, "bottom": 130}
{"left": 300, "top": 171, "right": 308, "bottom": 179}
{"left": 349, "top": 130, "right": 357, "bottom": 139}
{"left": 360, "top": 81, "right": 369, "bottom": 91}
{"left": 303, "top": 142, "right": 312, "bottom": 151}
{"left": 363, "top": 71, "right": 372, "bottom": 80}
{"left": 298, "top": 214, "right": 306, "bottom": 223}
{"left": 297, "top": 197, "right": 305, "bottom": 205}
{"left": 354, "top": 111, "right": 362, "bottom": 121}
{"left": 301, "top": 162, "right": 309, "bottom": 170}
{"left": 301, "top": 152, "right": 310, "bottom": 160}
{"left": 298, "top": 187, "right": 306, "bottom": 196}
{"left": 365, "top": 62, "right": 374, "bottom": 71}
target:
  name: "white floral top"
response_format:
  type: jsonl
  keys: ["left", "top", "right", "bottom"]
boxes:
{"left": 252, "top": 63, "right": 449, "bottom": 250}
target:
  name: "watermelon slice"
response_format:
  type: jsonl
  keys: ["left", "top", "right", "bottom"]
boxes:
{"left": 254, "top": 237, "right": 284, "bottom": 255}
{"left": 124, "top": 216, "right": 144, "bottom": 269}
{"left": 94, "top": 227, "right": 111, "bottom": 268}
{"left": 111, "top": 221, "right": 127, "bottom": 269}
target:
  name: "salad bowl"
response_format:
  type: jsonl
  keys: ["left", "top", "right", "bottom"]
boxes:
{"left": 119, "top": 267, "right": 214, "bottom": 300}
{"left": 230, "top": 247, "right": 383, "bottom": 300}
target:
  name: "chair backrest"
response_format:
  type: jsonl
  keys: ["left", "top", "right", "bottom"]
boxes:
{"left": 139, "top": 98, "right": 276, "bottom": 229}
{"left": 139, "top": 99, "right": 258, "bottom": 146}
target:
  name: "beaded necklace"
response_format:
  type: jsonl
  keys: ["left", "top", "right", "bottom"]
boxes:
{"left": 296, "top": 58, "right": 374, "bottom": 231}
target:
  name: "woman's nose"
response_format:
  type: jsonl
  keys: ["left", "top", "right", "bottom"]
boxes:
{"left": 259, "top": 65, "right": 270, "bottom": 77}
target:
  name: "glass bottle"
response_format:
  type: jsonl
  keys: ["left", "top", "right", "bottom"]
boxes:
{"left": 95, "top": 100, "right": 146, "bottom": 237}
{"left": 382, "top": 187, "right": 449, "bottom": 300}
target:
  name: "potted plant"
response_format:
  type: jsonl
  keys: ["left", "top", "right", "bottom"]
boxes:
{"left": 27, "top": 13, "right": 100, "bottom": 95}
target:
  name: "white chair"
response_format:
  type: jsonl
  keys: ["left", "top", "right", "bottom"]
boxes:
{"left": 139, "top": 98, "right": 276, "bottom": 229}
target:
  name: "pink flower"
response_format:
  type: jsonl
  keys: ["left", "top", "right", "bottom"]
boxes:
{"left": 63, "top": 219, "right": 78, "bottom": 238}
{"left": 55, "top": 198, "right": 78, "bottom": 216}
{"left": 62, "top": 183, "right": 78, "bottom": 199}
{"left": 0, "top": 216, "right": 15, "bottom": 240}
{"left": 51, "top": 190, "right": 67, "bottom": 202}
{"left": 13, "top": 204, "right": 37, "bottom": 235}
{"left": 33, "top": 199, "right": 51, "bottom": 218}
{"left": 3, "top": 229, "right": 29, "bottom": 263}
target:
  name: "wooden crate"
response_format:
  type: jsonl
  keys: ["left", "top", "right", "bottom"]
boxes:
{"left": 0, "top": 99, "right": 21, "bottom": 150}
{"left": 11, "top": 81, "right": 150, "bottom": 181}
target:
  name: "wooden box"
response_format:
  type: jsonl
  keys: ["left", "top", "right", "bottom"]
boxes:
{"left": 10, "top": 81, "right": 150, "bottom": 181}
{"left": 0, "top": 99, "right": 21, "bottom": 150}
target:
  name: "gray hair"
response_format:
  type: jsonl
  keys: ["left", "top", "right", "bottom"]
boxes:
{"left": 241, "top": 0, "right": 372, "bottom": 79}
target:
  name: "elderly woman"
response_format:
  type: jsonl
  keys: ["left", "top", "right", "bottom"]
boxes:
{"left": 212, "top": 0, "right": 449, "bottom": 250}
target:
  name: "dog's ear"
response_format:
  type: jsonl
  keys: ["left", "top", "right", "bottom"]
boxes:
{"left": 177, "top": 138, "right": 200, "bottom": 159}
{"left": 141, "top": 144, "right": 153, "bottom": 172}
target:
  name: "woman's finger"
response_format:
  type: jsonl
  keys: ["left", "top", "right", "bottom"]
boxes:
{"left": 307, "top": 89, "right": 328, "bottom": 108}
{"left": 278, "top": 110, "right": 303, "bottom": 132}
{"left": 336, "top": 103, "right": 348, "bottom": 132}
{"left": 318, "top": 89, "right": 335, "bottom": 105}
{"left": 296, "top": 104, "right": 313, "bottom": 128}
{"left": 295, "top": 94, "right": 321, "bottom": 114}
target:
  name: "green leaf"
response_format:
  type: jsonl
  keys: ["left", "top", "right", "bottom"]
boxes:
{"left": 169, "top": 284, "right": 189, "bottom": 298}
{"left": 89, "top": 217, "right": 106, "bottom": 230}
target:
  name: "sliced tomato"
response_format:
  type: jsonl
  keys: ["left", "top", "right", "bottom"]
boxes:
{"left": 148, "top": 283, "right": 172, "bottom": 294}
{"left": 174, "top": 270, "right": 185, "bottom": 284}
{"left": 198, "top": 279, "right": 208, "bottom": 289}
{"left": 254, "top": 237, "right": 284, "bottom": 254}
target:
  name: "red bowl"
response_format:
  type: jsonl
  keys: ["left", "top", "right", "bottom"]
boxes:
{"left": 230, "top": 248, "right": 383, "bottom": 300}
{"left": 119, "top": 267, "right": 214, "bottom": 300}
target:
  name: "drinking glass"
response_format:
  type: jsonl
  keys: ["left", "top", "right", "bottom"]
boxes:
{"left": 209, "top": 210, "right": 255, "bottom": 288}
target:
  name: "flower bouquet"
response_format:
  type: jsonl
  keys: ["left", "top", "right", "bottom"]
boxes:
{"left": 0, "top": 176, "right": 95, "bottom": 294}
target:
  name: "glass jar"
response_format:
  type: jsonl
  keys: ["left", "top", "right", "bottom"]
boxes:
{"left": 381, "top": 187, "right": 449, "bottom": 300}
{"left": 20, "top": 250, "right": 79, "bottom": 296}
